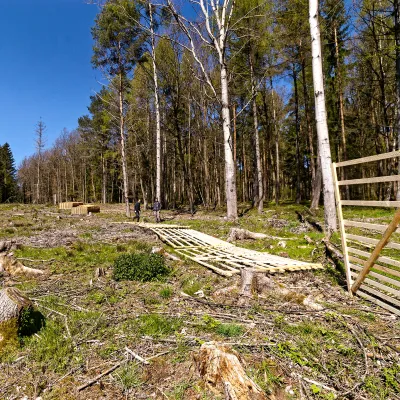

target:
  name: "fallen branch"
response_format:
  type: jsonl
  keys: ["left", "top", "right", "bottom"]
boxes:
{"left": 125, "top": 346, "right": 150, "bottom": 365}
{"left": 78, "top": 362, "right": 122, "bottom": 392}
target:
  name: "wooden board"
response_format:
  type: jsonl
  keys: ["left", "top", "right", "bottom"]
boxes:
{"left": 71, "top": 205, "right": 100, "bottom": 215}
{"left": 335, "top": 150, "right": 400, "bottom": 167}
{"left": 148, "top": 226, "right": 323, "bottom": 276}
{"left": 59, "top": 202, "right": 83, "bottom": 210}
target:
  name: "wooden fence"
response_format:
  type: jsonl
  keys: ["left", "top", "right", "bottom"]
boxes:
{"left": 332, "top": 151, "right": 400, "bottom": 316}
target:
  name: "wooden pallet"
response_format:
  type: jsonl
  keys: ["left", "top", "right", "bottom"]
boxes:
{"left": 146, "top": 225, "right": 323, "bottom": 277}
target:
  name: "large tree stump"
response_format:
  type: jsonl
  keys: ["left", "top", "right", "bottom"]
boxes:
{"left": 0, "top": 288, "right": 44, "bottom": 353}
{"left": 194, "top": 342, "right": 267, "bottom": 400}
{"left": 0, "top": 288, "right": 32, "bottom": 323}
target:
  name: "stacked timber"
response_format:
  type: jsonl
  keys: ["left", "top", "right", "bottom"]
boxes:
{"left": 71, "top": 205, "right": 100, "bottom": 215}
{"left": 59, "top": 202, "right": 83, "bottom": 210}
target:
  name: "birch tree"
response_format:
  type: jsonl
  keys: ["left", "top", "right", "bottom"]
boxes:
{"left": 309, "top": 0, "right": 337, "bottom": 232}
{"left": 166, "top": 0, "right": 237, "bottom": 219}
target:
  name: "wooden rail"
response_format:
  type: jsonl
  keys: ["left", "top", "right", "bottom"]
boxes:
{"left": 332, "top": 154, "right": 400, "bottom": 316}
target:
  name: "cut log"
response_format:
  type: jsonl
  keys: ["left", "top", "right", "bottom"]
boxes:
{"left": 227, "top": 228, "right": 267, "bottom": 242}
{"left": 194, "top": 342, "right": 267, "bottom": 400}
{"left": 0, "top": 254, "right": 44, "bottom": 277}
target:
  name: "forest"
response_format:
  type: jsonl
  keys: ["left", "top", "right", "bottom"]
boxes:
{"left": 13, "top": 0, "right": 400, "bottom": 230}
{"left": 1, "top": 1, "right": 400, "bottom": 398}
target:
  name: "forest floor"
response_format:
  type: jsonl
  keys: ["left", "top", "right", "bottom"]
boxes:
{"left": 0, "top": 203, "right": 399, "bottom": 400}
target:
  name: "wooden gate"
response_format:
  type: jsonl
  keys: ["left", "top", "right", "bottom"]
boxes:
{"left": 332, "top": 151, "right": 400, "bottom": 316}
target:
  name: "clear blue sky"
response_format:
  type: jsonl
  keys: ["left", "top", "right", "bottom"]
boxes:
{"left": 0, "top": 0, "right": 101, "bottom": 166}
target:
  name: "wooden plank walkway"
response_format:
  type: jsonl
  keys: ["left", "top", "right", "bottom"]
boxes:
{"left": 143, "top": 224, "right": 323, "bottom": 277}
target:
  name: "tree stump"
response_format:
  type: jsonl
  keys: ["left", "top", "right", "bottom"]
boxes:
{"left": 0, "top": 288, "right": 32, "bottom": 352}
{"left": 238, "top": 268, "right": 275, "bottom": 305}
{"left": 194, "top": 342, "right": 267, "bottom": 400}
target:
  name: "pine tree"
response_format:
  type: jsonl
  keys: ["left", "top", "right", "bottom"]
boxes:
{"left": 92, "top": 0, "right": 146, "bottom": 217}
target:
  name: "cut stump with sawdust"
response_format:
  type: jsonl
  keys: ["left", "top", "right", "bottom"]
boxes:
{"left": 194, "top": 342, "right": 267, "bottom": 400}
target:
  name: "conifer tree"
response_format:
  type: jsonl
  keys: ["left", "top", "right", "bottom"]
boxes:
{"left": 0, "top": 143, "right": 17, "bottom": 203}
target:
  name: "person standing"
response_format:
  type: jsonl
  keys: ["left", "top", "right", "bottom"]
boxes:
{"left": 153, "top": 198, "right": 161, "bottom": 223}
{"left": 134, "top": 199, "right": 141, "bottom": 222}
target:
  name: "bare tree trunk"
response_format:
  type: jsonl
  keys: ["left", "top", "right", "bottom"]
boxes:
{"left": 395, "top": 0, "right": 400, "bottom": 200}
{"left": 102, "top": 154, "right": 107, "bottom": 204}
{"left": 250, "top": 56, "right": 263, "bottom": 213}
{"left": 334, "top": 24, "right": 349, "bottom": 200}
{"left": 149, "top": 4, "right": 161, "bottom": 203}
{"left": 310, "top": 146, "right": 322, "bottom": 209}
{"left": 309, "top": 0, "right": 337, "bottom": 233}
{"left": 118, "top": 71, "right": 130, "bottom": 217}
{"left": 270, "top": 79, "right": 280, "bottom": 205}
{"left": 293, "top": 65, "right": 301, "bottom": 204}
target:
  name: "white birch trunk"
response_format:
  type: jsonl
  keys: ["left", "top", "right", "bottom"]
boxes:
{"left": 309, "top": 0, "right": 337, "bottom": 233}
{"left": 221, "top": 64, "right": 237, "bottom": 219}
{"left": 149, "top": 4, "right": 162, "bottom": 202}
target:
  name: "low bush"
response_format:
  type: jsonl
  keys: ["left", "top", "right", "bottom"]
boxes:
{"left": 113, "top": 253, "right": 169, "bottom": 282}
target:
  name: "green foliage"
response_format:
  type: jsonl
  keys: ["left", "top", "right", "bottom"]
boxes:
{"left": 28, "top": 320, "right": 75, "bottom": 373}
{"left": 137, "top": 314, "right": 183, "bottom": 337}
{"left": 0, "top": 143, "right": 18, "bottom": 203}
{"left": 113, "top": 252, "right": 169, "bottom": 282}
{"left": 201, "top": 315, "right": 244, "bottom": 337}
{"left": 159, "top": 285, "right": 173, "bottom": 299}
{"left": 116, "top": 364, "right": 142, "bottom": 391}
{"left": 18, "top": 307, "right": 45, "bottom": 337}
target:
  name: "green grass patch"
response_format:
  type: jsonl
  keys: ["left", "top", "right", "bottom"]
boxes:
{"left": 136, "top": 314, "right": 183, "bottom": 337}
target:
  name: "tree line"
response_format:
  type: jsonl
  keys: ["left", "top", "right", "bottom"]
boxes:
{"left": 16, "top": 0, "right": 400, "bottom": 231}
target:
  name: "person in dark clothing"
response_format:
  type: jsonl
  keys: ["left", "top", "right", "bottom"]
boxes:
{"left": 153, "top": 198, "right": 161, "bottom": 223}
{"left": 134, "top": 199, "right": 141, "bottom": 222}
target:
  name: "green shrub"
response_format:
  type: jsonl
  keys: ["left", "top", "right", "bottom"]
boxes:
{"left": 113, "top": 253, "right": 169, "bottom": 282}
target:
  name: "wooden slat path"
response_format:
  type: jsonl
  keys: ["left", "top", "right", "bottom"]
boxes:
{"left": 145, "top": 225, "right": 323, "bottom": 277}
